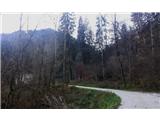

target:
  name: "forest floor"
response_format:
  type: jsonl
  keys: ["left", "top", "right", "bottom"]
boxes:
{"left": 71, "top": 85, "right": 160, "bottom": 109}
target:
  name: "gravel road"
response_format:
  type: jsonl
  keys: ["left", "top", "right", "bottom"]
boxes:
{"left": 72, "top": 85, "right": 160, "bottom": 109}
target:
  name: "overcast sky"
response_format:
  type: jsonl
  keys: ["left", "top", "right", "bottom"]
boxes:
{"left": 2, "top": 13, "right": 133, "bottom": 36}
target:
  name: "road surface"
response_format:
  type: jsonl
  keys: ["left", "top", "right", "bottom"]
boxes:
{"left": 71, "top": 85, "right": 160, "bottom": 109}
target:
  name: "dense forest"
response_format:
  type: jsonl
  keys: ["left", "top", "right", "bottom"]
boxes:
{"left": 1, "top": 13, "right": 160, "bottom": 108}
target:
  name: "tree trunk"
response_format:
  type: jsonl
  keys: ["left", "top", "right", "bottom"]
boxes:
{"left": 52, "top": 35, "right": 57, "bottom": 86}
{"left": 114, "top": 14, "right": 126, "bottom": 87}
{"left": 101, "top": 50, "right": 105, "bottom": 80}
{"left": 150, "top": 21, "right": 155, "bottom": 78}
{"left": 63, "top": 33, "right": 67, "bottom": 84}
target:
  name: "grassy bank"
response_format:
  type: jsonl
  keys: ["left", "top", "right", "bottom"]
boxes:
{"left": 1, "top": 85, "right": 121, "bottom": 109}
{"left": 66, "top": 87, "right": 121, "bottom": 109}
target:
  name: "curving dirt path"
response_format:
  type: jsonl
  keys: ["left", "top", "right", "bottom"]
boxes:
{"left": 71, "top": 85, "right": 160, "bottom": 109}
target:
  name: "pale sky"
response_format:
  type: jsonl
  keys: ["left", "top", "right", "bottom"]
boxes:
{"left": 2, "top": 13, "right": 133, "bottom": 36}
